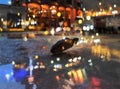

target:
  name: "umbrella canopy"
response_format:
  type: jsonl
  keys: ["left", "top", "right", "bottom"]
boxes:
{"left": 50, "top": 37, "right": 79, "bottom": 54}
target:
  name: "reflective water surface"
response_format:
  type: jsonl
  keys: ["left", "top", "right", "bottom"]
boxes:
{"left": 0, "top": 35, "right": 120, "bottom": 89}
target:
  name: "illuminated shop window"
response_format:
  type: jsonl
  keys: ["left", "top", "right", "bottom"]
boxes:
{"left": 7, "top": 13, "right": 21, "bottom": 28}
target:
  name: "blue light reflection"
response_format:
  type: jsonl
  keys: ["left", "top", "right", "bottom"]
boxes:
{"left": 0, "top": 64, "right": 28, "bottom": 82}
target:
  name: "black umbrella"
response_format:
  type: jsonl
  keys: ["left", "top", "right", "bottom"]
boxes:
{"left": 50, "top": 37, "right": 79, "bottom": 54}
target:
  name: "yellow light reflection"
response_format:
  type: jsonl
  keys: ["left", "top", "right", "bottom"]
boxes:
{"left": 91, "top": 44, "right": 111, "bottom": 60}
{"left": 17, "top": 12, "right": 20, "bottom": 16}
{"left": 76, "top": 69, "right": 84, "bottom": 84}
{"left": 65, "top": 64, "right": 69, "bottom": 68}
{"left": 111, "top": 49, "right": 120, "bottom": 59}
{"left": 109, "top": 6, "right": 112, "bottom": 11}
{"left": 71, "top": 70, "right": 78, "bottom": 83}
{"left": 56, "top": 75, "right": 60, "bottom": 81}
{"left": 35, "top": 55, "right": 39, "bottom": 59}
{"left": 68, "top": 69, "right": 84, "bottom": 84}
{"left": 68, "top": 71, "right": 72, "bottom": 77}
{"left": 43, "top": 31, "right": 49, "bottom": 35}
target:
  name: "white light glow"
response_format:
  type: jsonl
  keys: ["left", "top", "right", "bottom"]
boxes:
{"left": 90, "top": 25, "right": 94, "bottom": 30}
{"left": 56, "top": 57, "right": 60, "bottom": 61}
{"left": 8, "top": 1, "right": 11, "bottom": 5}
{"left": 51, "top": 60, "right": 54, "bottom": 64}
{"left": 78, "top": 56, "right": 82, "bottom": 60}
{"left": 83, "top": 26, "right": 87, "bottom": 31}
{"left": 56, "top": 27, "right": 62, "bottom": 32}
{"left": 50, "top": 28, "right": 55, "bottom": 36}
{"left": 12, "top": 61, "right": 15, "bottom": 65}
{"left": 94, "top": 39, "right": 101, "bottom": 44}
{"left": 86, "top": 16, "right": 91, "bottom": 20}
{"left": 5, "top": 74, "right": 10, "bottom": 80}
{"left": 112, "top": 10, "right": 118, "bottom": 14}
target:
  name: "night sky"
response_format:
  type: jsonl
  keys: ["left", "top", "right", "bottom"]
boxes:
{"left": 83, "top": 0, "right": 120, "bottom": 10}
{"left": 0, "top": 0, "right": 120, "bottom": 11}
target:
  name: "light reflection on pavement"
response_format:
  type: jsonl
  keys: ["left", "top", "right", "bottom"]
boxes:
{"left": 0, "top": 34, "right": 120, "bottom": 89}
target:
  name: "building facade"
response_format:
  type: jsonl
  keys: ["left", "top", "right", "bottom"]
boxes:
{"left": 11, "top": 0, "right": 83, "bottom": 31}
{"left": 0, "top": 4, "right": 27, "bottom": 31}
{"left": 0, "top": 0, "right": 83, "bottom": 31}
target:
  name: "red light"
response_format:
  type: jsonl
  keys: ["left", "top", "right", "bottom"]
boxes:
{"left": 91, "top": 77, "right": 101, "bottom": 87}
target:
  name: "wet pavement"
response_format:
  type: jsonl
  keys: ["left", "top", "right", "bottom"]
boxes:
{"left": 0, "top": 33, "right": 120, "bottom": 89}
